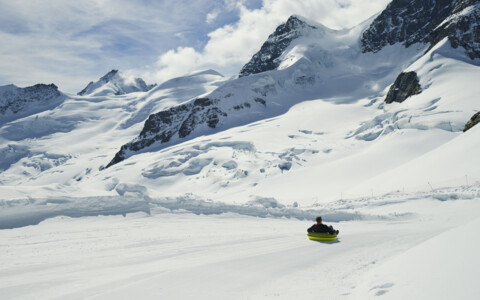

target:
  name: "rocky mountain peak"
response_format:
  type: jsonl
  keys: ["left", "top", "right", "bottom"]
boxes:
{"left": 99, "top": 69, "right": 119, "bottom": 82}
{"left": 274, "top": 15, "right": 313, "bottom": 37}
{"left": 239, "top": 15, "right": 317, "bottom": 77}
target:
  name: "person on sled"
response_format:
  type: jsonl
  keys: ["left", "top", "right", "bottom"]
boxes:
{"left": 307, "top": 216, "right": 339, "bottom": 234}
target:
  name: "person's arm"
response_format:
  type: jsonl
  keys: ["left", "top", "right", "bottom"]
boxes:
{"left": 307, "top": 224, "right": 315, "bottom": 232}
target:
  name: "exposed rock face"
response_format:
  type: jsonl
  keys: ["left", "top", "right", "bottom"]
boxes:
{"left": 78, "top": 69, "right": 156, "bottom": 96}
{"left": 239, "top": 15, "right": 317, "bottom": 77}
{"left": 362, "top": 0, "right": 455, "bottom": 52}
{"left": 430, "top": 0, "right": 480, "bottom": 59}
{"left": 362, "top": 0, "right": 480, "bottom": 59}
{"left": 463, "top": 111, "right": 480, "bottom": 131}
{"left": 0, "top": 84, "right": 64, "bottom": 123}
{"left": 384, "top": 71, "right": 422, "bottom": 104}
{"left": 106, "top": 97, "right": 227, "bottom": 167}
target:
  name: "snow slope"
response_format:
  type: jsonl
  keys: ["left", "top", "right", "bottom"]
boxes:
{"left": 351, "top": 216, "right": 480, "bottom": 299}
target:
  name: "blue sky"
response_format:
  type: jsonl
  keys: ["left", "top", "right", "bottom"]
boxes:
{"left": 0, "top": 0, "right": 390, "bottom": 93}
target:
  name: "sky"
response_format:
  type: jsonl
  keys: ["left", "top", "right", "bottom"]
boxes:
{"left": 0, "top": 0, "right": 391, "bottom": 94}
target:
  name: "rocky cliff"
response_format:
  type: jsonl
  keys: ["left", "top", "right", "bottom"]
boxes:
{"left": 362, "top": 0, "right": 480, "bottom": 59}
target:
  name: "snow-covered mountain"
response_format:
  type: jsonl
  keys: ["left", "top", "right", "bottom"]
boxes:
{"left": 0, "top": 67, "right": 225, "bottom": 197}
{"left": 0, "top": 0, "right": 478, "bottom": 203}
{"left": 106, "top": 15, "right": 409, "bottom": 167}
{"left": 78, "top": 69, "right": 156, "bottom": 96}
{"left": 0, "top": 0, "right": 479, "bottom": 202}
{"left": 105, "top": 0, "right": 480, "bottom": 168}
{"left": 0, "top": 83, "right": 65, "bottom": 125}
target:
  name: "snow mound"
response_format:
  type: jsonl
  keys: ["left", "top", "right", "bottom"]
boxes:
{"left": 352, "top": 217, "right": 480, "bottom": 299}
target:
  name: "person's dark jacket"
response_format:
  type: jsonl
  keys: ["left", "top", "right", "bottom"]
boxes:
{"left": 307, "top": 223, "right": 336, "bottom": 234}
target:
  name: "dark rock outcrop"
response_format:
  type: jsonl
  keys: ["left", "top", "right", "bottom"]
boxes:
{"left": 239, "top": 15, "right": 316, "bottom": 77}
{"left": 463, "top": 111, "right": 480, "bottom": 132}
{"left": 384, "top": 71, "right": 422, "bottom": 104}
{"left": 106, "top": 97, "right": 227, "bottom": 167}
{"left": 362, "top": 0, "right": 480, "bottom": 59}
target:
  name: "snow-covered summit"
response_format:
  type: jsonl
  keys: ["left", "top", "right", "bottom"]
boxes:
{"left": 239, "top": 15, "right": 321, "bottom": 77}
{"left": 78, "top": 69, "right": 156, "bottom": 96}
{"left": 0, "top": 83, "right": 65, "bottom": 125}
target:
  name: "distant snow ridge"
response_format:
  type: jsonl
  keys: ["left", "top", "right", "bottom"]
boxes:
{"left": 362, "top": 0, "right": 480, "bottom": 59}
{"left": 239, "top": 15, "right": 317, "bottom": 77}
{"left": 78, "top": 69, "right": 156, "bottom": 96}
{"left": 0, "top": 84, "right": 64, "bottom": 124}
{"left": 155, "top": 69, "right": 224, "bottom": 90}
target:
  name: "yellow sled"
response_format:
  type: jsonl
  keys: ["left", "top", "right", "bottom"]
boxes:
{"left": 307, "top": 232, "right": 338, "bottom": 242}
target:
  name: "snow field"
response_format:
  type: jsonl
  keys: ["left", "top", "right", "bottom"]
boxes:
{"left": 1, "top": 193, "right": 479, "bottom": 299}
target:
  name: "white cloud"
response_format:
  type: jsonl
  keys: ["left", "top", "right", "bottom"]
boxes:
{"left": 147, "top": 0, "right": 391, "bottom": 84}
{"left": 155, "top": 47, "right": 206, "bottom": 79}
{"left": 206, "top": 10, "right": 221, "bottom": 24}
